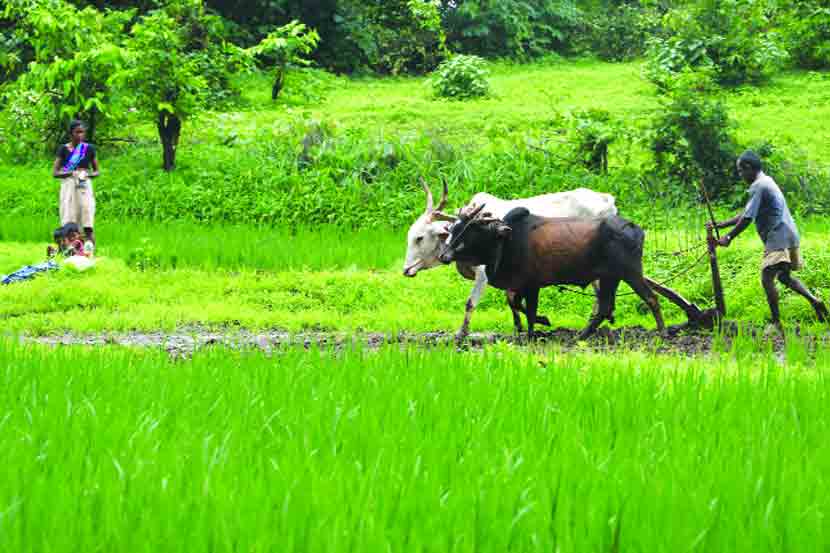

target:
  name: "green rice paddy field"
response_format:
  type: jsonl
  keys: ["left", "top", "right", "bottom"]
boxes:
{"left": 5, "top": 58, "right": 830, "bottom": 551}
{"left": 3, "top": 341, "right": 830, "bottom": 552}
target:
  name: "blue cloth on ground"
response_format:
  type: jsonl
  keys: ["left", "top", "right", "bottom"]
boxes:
{"left": 1, "top": 260, "right": 59, "bottom": 285}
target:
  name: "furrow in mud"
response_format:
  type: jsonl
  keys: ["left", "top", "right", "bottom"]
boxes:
{"left": 17, "top": 321, "right": 810, "bottom": 357}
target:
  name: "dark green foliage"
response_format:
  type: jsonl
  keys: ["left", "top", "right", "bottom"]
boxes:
{"left": 337, "top": 0, "right": 447, "bottom": 74}
{"left": 645, "top": 0, "right": 788, "bottom": 88}
{"left": 431, "top": 55, "right": 490, "bottom": 100}
{"left": 161, "top": 1, "right": 248, "bottom": 106}
{"left": 246, "top": 20, "right": 319, "bottom": 100}
{"left": 440, "top": 0, "right": 584, "bottom": 59}
{"left": 204, "top": 0, "right": 445, "bottom": 75}
{"left": 751, "top": 141, "right": 830, "bottom": 216}
{"left": 589, "top": 4, "right": 655, "bottom": 62}
{"left": 647, "top": 72, "right": 740, "bottom": 200}
{"left": 781, "top": 1, "right": 830, "bottom": 69}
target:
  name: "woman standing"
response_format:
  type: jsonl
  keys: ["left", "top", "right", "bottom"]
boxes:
{"left": 52, "top": 120, "right": 99, "bottom": 245}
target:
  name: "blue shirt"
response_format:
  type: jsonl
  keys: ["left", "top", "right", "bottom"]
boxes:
{"left": 742, "top": 172, "right": 799, "bottom": 251}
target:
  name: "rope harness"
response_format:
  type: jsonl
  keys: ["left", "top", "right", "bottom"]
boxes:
{"left": 555, "top": 244, "right": 709, "bottom": 298}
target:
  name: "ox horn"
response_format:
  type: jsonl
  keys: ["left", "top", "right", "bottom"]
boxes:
{"left": 436, "top": 177, "right": 449, "bottom": 212}
{"left": 462, "top": 203, "right": 487, "bottom": 221}
{"left": 420, "top": 176, "right": 434, "bottom": 213}
{"left": 431, "top": 210, "right": 458, "bottom": 223}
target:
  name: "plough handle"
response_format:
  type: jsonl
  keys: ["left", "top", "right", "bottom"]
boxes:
{"left": 706, "top": 226, "right": 727, "bottom": 317}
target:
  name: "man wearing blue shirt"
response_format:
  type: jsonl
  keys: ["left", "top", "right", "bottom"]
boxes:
{"left": 708, "top": 151, "right": 828, "bottom": 332}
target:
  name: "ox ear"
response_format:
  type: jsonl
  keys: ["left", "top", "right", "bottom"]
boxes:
{"left": 491, "top": 222, "right": 512, "bottom": 239}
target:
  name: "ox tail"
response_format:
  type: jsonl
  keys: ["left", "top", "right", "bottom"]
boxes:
{"left": 601, "top": 216, "right": 645, "bottom": 255}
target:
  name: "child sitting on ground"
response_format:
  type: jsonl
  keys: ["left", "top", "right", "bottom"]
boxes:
{"left": 47, "top": 223, "right": 91, "bottom": 258}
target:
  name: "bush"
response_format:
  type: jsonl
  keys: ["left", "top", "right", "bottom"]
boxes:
{"left": 589, "top": 4, "right": 655, "bottom": 62}
{"left": 431, "top": 55, "right": 490, "bottom": 100}
{"left": 647, "top": 71, "right": 740, "bottom": 201}
{"left": 325, "top": 0, "right": 447, "bottom": 75}
{"left": 440, "top": 0, "right": 584, "bottom": 59}
{"left": 568, "top": 108, "right": 618, "bottom": 173}
{"left": 751, "top": 141, "right": 830, "bottom": 216}
{"left": 781, "top": 2, "right": 830, "bottom": 70}
{"left": 644, "top": 1, "right": 788, "bottom": 88}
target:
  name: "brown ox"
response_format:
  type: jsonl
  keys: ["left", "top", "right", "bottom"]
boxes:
{"left": 438, "top": 205, "right": 666, "bottom": 340}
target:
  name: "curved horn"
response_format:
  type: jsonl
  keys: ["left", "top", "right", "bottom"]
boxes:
{"left": 463, "top": 203, "right": 486, "bottom": 221}
{"left": 431, "top": 210, "right": 458, "bottom": 223}
{"left": 436, "top": 177, "right": 449, "bottom": 212}
{"left": 420, "top": 176, "right": 434, "bottom": 213}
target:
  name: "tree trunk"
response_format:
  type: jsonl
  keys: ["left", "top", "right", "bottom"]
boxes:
{"left": 272, "top": 65, "right": 286, "bottom": 100}
{"left": 157, "top": 111, "right": 182, "bottom": 172}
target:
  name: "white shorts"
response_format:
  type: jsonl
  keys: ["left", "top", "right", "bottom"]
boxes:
{"left": 60, "top": 177, "right": 95, "bottom": 228}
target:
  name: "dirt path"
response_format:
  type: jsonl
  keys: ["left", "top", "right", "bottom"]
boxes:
{"left": 20, "top": 321, "right": 799, "bottom": 357}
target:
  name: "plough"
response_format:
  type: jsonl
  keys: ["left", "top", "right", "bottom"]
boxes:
{"left": 645, "top": 224, "right": 725, "bottom": 331}
{"left": 645, "top": 181, "right": 727, "bottom": 331}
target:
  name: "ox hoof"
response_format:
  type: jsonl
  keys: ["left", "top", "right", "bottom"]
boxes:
{"left": 454, "top": 331, "right": 469, "bottom": 345}
{"left": 535, "top": 315, "right": 552, "bottom": 327}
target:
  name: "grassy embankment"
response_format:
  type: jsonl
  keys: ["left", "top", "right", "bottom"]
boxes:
{"left": 3, "top": 340, "right": 830, "bottom": 551}
{"left": 3, "top": 59, "right": 830, "bottom": 335}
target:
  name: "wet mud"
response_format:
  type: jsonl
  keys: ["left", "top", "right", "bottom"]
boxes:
{"left": 20, "top": 320, "right": 811, "bottom": 358}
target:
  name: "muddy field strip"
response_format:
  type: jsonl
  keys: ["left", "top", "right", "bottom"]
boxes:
{"left": 16, "top": 321, "right": 822, "bottom": 357}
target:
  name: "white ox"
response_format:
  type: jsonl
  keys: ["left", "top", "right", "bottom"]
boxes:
{"left": 403, "top": 178, "right": 618, "bottom": 338}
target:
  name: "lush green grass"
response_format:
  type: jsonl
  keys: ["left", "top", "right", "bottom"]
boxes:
{"left": 4, "top": 60, "right": 830, "bottom": 229}
{"left": 3, "top": 341, "right": 830, "bottom": 551}
{"left": 3, "top": 221, "right": 830, "bottom": 336}
{"left": 0, "top": 216, "right": 405, "bottom": 271}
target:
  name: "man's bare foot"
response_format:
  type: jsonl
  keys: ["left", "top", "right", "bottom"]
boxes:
{"left": 814, "top": 301, "right": 829, "bottom": 323}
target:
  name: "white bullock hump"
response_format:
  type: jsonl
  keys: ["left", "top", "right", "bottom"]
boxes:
{"left": 466, "top": 188, "right": 616, "bottom": 219}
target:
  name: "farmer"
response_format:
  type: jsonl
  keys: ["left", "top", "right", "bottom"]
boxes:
{"left": 52, "top": 119, "right": 99, "bottom": 246}
{"left": 707, "top": 150, "right": 828, "bottom": 332}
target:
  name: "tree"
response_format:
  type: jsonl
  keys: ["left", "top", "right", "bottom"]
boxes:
{"left": 124, "top": 6, "right": 207, "bottom": 171}
{"left": 247, "top": 21, "right": 319, "bottom": 100}
{"left": 0, "top": 0, "right": 130, "bottom": 159}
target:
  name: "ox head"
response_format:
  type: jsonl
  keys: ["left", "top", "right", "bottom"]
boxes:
{"left": 438, "top": 203, "right": 512, "bottom": 265}
{"left": 403, "top": 177, "right": 458, "bottom": 277}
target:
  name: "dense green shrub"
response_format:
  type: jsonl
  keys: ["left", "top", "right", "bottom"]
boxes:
{"left": 750, "top": 141, "right": 830, "bottom": 216}
{"left": 588, "top": 4, "right": 655, "bottom": 62}
{"left": 568, "top": 108, "right": 618, "bottom": 173}
{"left": 431, "top": 55, "right": 490, "bottom": 100}
{"left": 647, "top": 71, "right": 740, "bottom": 200}
{"left": 440, "top": 0, "right": 584, "bottom": 59}
{"left": 644, "top": 0, "right": 787, "bottom": 88}
{"left": 781, "top": 1, "right": 830, "bottom": 69}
